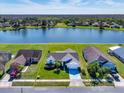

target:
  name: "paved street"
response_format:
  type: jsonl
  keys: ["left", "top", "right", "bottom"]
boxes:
{"left": 1, "top": 87, "right": 124, "bottom": 93}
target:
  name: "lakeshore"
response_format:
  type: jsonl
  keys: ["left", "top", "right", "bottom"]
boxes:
{"left": 1, "top": 25, "right": 124, "bottom": 31}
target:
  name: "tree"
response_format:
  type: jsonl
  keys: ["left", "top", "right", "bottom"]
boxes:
{"left": 55, "top": 61, "right": 61, "bottom": 68}
{"left": 87, "top": 61, "right": 111, "bottom": 79}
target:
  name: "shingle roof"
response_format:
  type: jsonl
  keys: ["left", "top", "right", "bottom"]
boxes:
{"left": 12, "top": 55, "right": 26, "bottom": 66}
{"left": 48, "top": 53, "right": 79, "bottom": 61}
{"left": 15, "top": 49, "right": 42, "bottom": 60}
{"left": 83, "top": 46, "right": 110, "bottom": 63}
{"left": 48, "top": 49, "right": 79, "bottom": 61}
{"left": 70, "top": 53, "right": 79, "bottom": 61}
{"left": 48, "top": 53, "right": 67, "bottom": 60}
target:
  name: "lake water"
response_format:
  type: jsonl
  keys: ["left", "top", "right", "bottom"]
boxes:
{"left": 0, "top": 28, "right": 124, "bottom": 43}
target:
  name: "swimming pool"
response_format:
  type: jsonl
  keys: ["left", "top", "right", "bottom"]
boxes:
{"left": 69, "top": 69, "right": 80, "bottom": 75}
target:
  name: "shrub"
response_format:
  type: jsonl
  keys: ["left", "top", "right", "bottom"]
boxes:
{"left": 81, "top": 69, "right": 86, "bottom": 76}
{"left": 55, "top": 61, "right": 61, "bottom": 68}
{"left": 37, "top": 75, "right": 40, "bottom": 79}
{"left": 54, "top": 68, "right": 60, "bottom": 74}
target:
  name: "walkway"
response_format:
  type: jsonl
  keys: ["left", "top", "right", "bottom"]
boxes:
{"left": 22, "top": 66, "right": 29, "bottom": 72}
{"left": 0, "top": 74, "right": 12, "bottom": 87}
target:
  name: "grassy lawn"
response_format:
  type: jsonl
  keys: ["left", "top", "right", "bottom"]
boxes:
{"left": 12, "top": 81, "right": 69, "bottom": 87}
{"left": 83, "top": 81, "right": 114, "bottom": 86}
{"left": 0, "top": 43, "right": 124, "bottom": 80}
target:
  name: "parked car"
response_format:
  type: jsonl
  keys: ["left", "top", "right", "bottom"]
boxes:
{"left": 106, "top": 76, "right": 114, "bottom": 83}
{"left": 111, "top": 74, "right": 120, "bottom": 81}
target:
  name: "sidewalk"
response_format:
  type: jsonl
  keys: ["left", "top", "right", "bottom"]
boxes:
{"left": 0, "top": 74, "right": 12, "bottom": 87}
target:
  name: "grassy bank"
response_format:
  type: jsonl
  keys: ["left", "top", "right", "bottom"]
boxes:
{"left": 1, "top": 23, "right": 124, "bottom": 31}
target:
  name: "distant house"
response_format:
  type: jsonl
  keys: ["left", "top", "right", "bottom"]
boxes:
{"left": 111, "top": 22, "right": 122, "bottom": 28}
{"left": 108, "top": 46, "right": 124, "bottom": 63}
{"left": 25, "top": 23, "right": 31, "bottom": 26}
{"left": 102, "top": 22, "right": 110, "bottom": 27}
{"left": 2, "top": 22, "right": 11, "bottom": 27}
{"left": 82, "top": 22, "right": 90, "bottom": 26}
{"left": 67, "top": 22, "right": 75, "bottom": 26}
{"left": 47, "top": 49, "right": 80, "bottom": 69}
{"left": 92, "top": 22, "right": 99, "bottom": 27}
{"left": 15, "top": 49, "right": 42, "bottom": 65}
{"left": 31, "top": 22, "right": 38, "bottom": 26}
{"left": 83, "top": 47, "right": 117, "bottom": 74}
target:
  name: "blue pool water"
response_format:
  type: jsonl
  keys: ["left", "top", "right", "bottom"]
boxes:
{"left": 69, "top": 69, "right": 79, "bottom": 75}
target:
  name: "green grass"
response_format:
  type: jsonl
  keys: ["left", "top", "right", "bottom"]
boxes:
{"left": 0, "top": 27, "right": 15, "bottom": 30}
{"left": 0, "top": 43, "right": 124, "bottom": 80}
{"left": 34, "top": 81, "right": 69, "bottom": 87}
{"left": 12, "top": 81, "right": 69, "bottom": 87}
{"left": 83, "top": 81, "right": 114, "bottom": 86}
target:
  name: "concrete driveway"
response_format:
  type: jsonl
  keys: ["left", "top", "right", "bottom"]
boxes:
{"left": 113, "top": 74, "right": 124, "bottom": 87}
{"left": 69, "top": 69, "right": 84, "bottom": 87}
{"left": 0, "top": 74, "right": 12, "bottom": 87}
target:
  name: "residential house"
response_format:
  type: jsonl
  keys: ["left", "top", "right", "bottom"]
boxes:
{"left": 102, "top": 22, "right": 110, "bottom": 27}
{"left": 15, "top": 49, "right": 42, "bottom": 65}
{"left": 47, "top": 49, "right": 80, "bottom": 69}
{"left": 108, "top": 46, "right": 124, "bottom": 63}
{"left": 82, "top": 22, "right": 90, "bottom": 26}
{"left": 11, "top": 55, "right": 26, "bottom": 70}
{"left": 83, "top": 47, "right": 110, "bottom": 63}
{"left": 92, "top": 22, "right": 99, "bottom": 27}
{"left": 10, "top": 55, "right": 26, "bottom": 78}
{"left": 111, "top": 22, "right": 122, "bottom": 28}
{"left": 83, "top": 47, "right": 117, "bottom": 74}
{"left": 2, "top": 22, "right": 11, "bottom": 27}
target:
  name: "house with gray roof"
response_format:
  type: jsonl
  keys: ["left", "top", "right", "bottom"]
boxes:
{"left": 15, "top": 49, "right": 42, "bottom": 65}
{"left": 108, "top": 46, "right": 124, "bottom": 63}
{"left": 47, "top": 49, "right": 79, "bottom": 62}
{"left": 83, "top": 47, "right": 117, "bottom": 74}
{"left": 47, "top": 48, "right": 80, "bottom": 69}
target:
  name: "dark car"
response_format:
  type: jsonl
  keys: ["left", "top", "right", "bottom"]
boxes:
{"left": 112, "top": 74, "right": 120, "bottom": 81}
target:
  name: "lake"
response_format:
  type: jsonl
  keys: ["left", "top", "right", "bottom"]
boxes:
{"left": 0, "top": 28, "right": 124, "bottom": 43}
